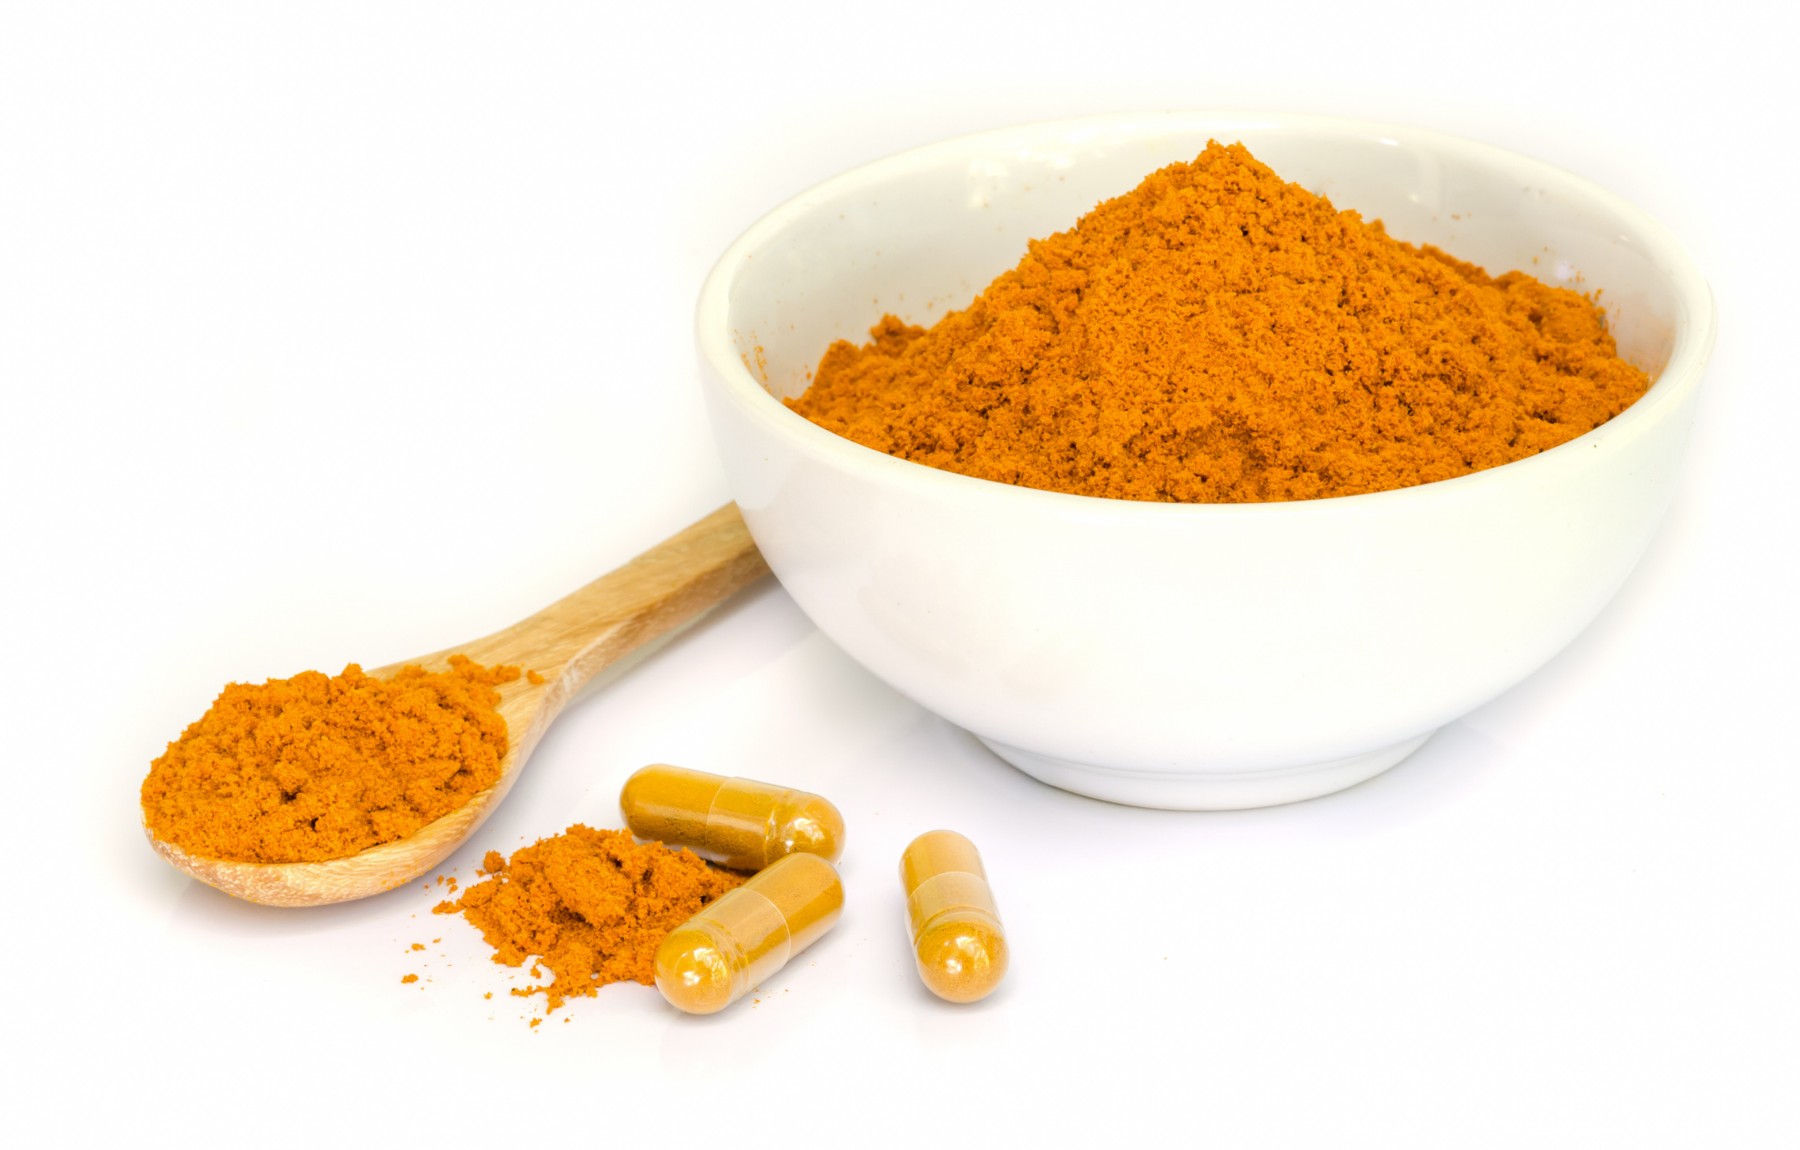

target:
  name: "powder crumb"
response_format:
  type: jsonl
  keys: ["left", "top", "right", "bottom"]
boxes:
{"left": 484, "top": 992, "right": 493, "bottom": 1000}
{"left": 410, "top": 943, "right": 425, "bottom": 952}
{"left": 435, "top": 824, "right": 742, "bottom": 1015}
{"left": 530, "top": 1019, "right": 540, "bottom": 1029}
{"left": 401, "top": 974, "right": 418, "bottom": 984}
{"left": 432, "top": 938, "right": 441, "bottom": 944}
{"left": 526, "top": 669, "right": 546, "bottom": 686}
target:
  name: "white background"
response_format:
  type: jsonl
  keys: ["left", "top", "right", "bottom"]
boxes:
{"left": 2, "top": 2, "right": 1794, "bottom": 1144}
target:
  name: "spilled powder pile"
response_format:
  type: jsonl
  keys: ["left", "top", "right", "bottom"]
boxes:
{"left": 141, "top": 655, "right": 519, "bottom": 863}
{"left": 435, "top": 825, "right": 742, "bottom": 1013}
{"left": 788, "top": 141, "right": 1651, "bottom": 503}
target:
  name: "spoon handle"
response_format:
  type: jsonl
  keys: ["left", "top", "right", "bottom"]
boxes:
{"left": 455, "top": 502, "right": 769, "bottom": 692}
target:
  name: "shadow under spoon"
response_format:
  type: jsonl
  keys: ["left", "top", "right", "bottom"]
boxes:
{"left": 143, "top": 503, "right": 771, "bottom": 907}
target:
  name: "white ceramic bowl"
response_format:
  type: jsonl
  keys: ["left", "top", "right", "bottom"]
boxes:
{"left": 695, "top": 111, "right": 1715, "bottom": 810}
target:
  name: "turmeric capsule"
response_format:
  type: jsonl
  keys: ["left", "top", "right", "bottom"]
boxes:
{"left": 654, "top": 851, "right": 843, "bottom": 1014}
{"left": 901, "top": 830, "right": 1009, "bottom": 1003}
{"left": 620, "top": 764, "right": 844, "bottom": 871}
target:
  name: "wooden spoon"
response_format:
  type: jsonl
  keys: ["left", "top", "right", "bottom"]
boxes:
{"left": 143, "top": 504, "right": 770, "bottom": 907}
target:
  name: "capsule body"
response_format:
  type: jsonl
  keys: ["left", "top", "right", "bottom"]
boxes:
{"left": 620, "top": 764, "right": 844, "bottom": 871}
{"left": 901, "top": 830, "right": 1008, "bottom": 1003}
{"left": 654, "top": 851, "right": 844, "bottom": 1014}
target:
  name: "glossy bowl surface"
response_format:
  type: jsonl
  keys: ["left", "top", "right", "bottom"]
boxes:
{"left": 695, "top": 111, "right": 1715, "bottom": 809}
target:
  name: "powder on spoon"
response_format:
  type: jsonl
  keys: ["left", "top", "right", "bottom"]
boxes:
{"left": 140, "top": 655, "right": 519, "bottom": 864}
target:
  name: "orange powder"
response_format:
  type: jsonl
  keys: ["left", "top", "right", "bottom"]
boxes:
{"left": 141, "top": 655, "right": 520, "bottom": 864}
{"left": 788, "top": 141, "right": 1651, "bottom": 503}
{"left": 435, "top": 826, "right": 743, "bottom": 1015}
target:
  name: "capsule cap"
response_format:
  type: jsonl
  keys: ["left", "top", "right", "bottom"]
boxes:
{"left": 621, "top": 765, "right": 725, "bottom": 849}
{"left": 900, "top": 829, "right": 986, "bottom": 894}
{"left": 773, "top": 790, "right": 845, "bottom": 864}
{"left": 915, "top": 909, "right": 1009, "bottom": 1004}
{"left": 654, "top": 920, "right": 739, "bottom": 1015}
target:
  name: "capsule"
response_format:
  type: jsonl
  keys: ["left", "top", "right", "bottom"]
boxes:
{"left": 654, "top": 851, "right": 844, "bottom": 1014}
{"left": 620, "top": 764, "right": 844, "bottom": 871}
{"left": 901, "top": 830, "right": 1008, "bottom": 1003}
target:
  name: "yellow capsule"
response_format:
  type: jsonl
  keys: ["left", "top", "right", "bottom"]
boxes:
{"left": 901, "top": 830, "right": 1008, "bottom": 1004}
{"left": 654, "top": 851, "right": 844, "bottom": 1014}
{"left": 620, "top": 764, "right": 844, "bottom": 871}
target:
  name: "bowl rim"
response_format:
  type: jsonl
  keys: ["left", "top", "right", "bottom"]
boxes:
{"left": 695, "top": 109, "right": 1717, "bottom": 520}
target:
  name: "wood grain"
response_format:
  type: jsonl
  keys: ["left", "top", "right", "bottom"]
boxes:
{"left": 144, "top": 503, "right": 771, "bottom": 907}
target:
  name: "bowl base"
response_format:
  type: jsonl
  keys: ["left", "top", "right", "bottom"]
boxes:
{"left": 977, "top": 730, "right": 1436, "bottom": 810}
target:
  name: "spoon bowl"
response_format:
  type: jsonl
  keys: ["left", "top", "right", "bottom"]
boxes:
{"left": 143, "top": 504, "right": 769, "bottom": 906}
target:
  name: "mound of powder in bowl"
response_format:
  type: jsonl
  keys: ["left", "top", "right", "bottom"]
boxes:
{"left": 787, "top": 140, "right": 1652, "bottom": 504}
{"left": 140, "top": 656, "right": 520, "bottom": 864}
{"left": 435, "top": 825, "right": 742, "bottom": 1015}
